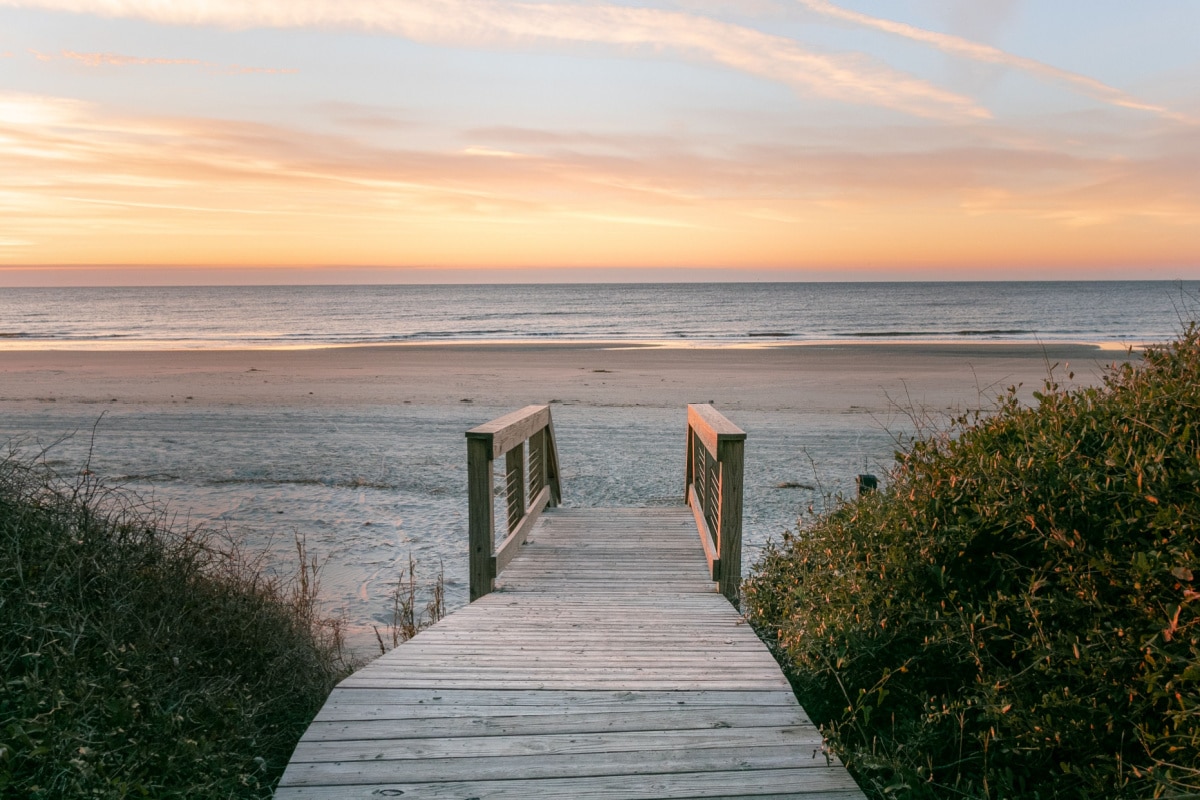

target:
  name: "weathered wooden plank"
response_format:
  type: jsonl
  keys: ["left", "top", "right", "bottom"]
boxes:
{"left": 374, "top": 638, "right": 767, "bottom": 650}
{"left": 419, "top": 619, "right": 753, "bottom": 630}
{"left": 300, "top": 706, "right": 810, "bottom": 741}
{"left": 414, "top": 619, "right": 754, "bottom": 630}
{"left": 368, "top": 633, "right": 768, "bottom": 646}
{"left": 317, "top": 688, "right": 802, "bottom": 708}
{"left": 336, "top": 678, "right": 791, "bottom": 691}
{"left": 343, "top": 676, "right": 787, "bottom": 690}
{"left": 275, "top": 767, "right": 861, "bottom": 799}
{"left": 291, "top": 726, "right": 825, "bottom": 763}
{"left": 312, "top": 701, "right": 812, "bottom": 724}
{"left": 311, "top": 704, "right": 803, "bottom": 726}
{"left": 391, "top": 643, "right": 760, "bottom": 653}
{"left": 356, "top": 652, "right": 767, "bottom": 663}
{"left": 286, "top": 743, "right": 829, "bottom": 785}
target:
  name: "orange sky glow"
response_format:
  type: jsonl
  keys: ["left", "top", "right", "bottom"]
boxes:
{"left": 1, "top": 1, "right": 1198, "bottom": 284}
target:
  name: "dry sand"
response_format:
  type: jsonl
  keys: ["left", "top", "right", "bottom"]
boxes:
{"left": 0, "top": 341, "right": 1134, "bottom": 416}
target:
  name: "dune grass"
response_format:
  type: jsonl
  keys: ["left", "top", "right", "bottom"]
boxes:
{"left": 744, "top": 327, "right": 1200, "bottom": 798}
{"left": 0, "top": 452, "right": 356, "bottom": 798}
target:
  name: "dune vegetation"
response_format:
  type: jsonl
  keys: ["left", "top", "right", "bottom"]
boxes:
{"left": 744, "top": 327, "right": 1200, "bottom": 798}
{"left": 0, "top": 453, "right": 355, "bottom": 798}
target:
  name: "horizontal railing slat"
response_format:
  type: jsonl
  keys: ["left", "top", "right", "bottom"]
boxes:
{"left": 467, "top": 405, "right": 552, "bottom": 459}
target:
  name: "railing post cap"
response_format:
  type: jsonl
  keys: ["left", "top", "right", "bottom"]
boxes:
{"left": 687, "top": 403, "right": 747, "bottom": 443}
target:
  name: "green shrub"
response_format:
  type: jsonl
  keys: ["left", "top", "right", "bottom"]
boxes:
{"left": 744, "top": 328, "right": 1200, "bottom": 799}
{"left": 0, "top": 455, "right": 354, "bottom": 798}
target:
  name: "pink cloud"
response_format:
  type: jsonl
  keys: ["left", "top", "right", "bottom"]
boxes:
{"left": 35, "top": 49, "right": 298, "bottom": 74}
{"left": 61, "top": 50, "right": 204, "bottom": 67}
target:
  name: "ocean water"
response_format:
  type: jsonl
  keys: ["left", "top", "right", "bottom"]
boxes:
{"left": 2, "top": 280, "right": 1196, "bottom": 349}
{"left": 1, "top": 281, "right": 1194, "bottom": 653}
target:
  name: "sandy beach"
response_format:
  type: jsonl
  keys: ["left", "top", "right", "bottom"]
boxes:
{"left": 0, "top": 341, "right": 1132, "bottom": 414}
{"left": 0, "top": 342, "right": 1139, "bottom": 652}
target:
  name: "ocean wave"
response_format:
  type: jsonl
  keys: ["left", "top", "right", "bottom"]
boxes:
{"left": 953, "top": 329, "right": 1035, "bottom": 336}
{"left": 397, "top": 329, "right": 513, "bottom": 340}
{"left": 1, "top": 282, "right": 1190, "bottom": 350}
{"left": 846, "top": 329, "right": 1034, "bottom": 338}
{"left": 114, "top": 473, "right": 183, "bottom": 482}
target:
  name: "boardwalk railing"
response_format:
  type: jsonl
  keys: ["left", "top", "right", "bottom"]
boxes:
{"left": 685, "top": 403, "right": 746, "bottom": 604}
{"left": 466, "top": 405, "right": 562, "bottom": 601}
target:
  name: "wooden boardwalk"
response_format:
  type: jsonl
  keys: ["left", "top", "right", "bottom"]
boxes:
{"left": 277, "top": 407, "right": 864, "bottom": 799}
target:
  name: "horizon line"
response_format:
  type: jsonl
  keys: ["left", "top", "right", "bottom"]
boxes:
{"left": 3, "top": 265, "right": 1199, "bottom": 288}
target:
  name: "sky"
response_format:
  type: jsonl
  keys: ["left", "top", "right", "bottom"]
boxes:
{"left": 1, "top": 0, "right": 1198, "bottom": 284}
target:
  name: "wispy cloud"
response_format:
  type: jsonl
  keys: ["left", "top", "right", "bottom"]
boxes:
{"left": 30, "top": 48, "right": 298, "bottom": 74}
{"left": 2, "top": 89, "right": 1196, "bottom": 268}
{"left": 1, "top": 0, "right": 987, "bottom": 120}
{"left": 796, "top": 0, "right": 1187, "bottom": 121}
{"left": 63, "top": 51, "right": 204, "bottom": 68}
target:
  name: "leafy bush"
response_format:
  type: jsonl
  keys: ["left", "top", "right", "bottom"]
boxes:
{"left": 744, "top": 328, "right": 1200, "bottom": 798}
{"left": 0, "top": 455, "right": 354, "bottom": 798}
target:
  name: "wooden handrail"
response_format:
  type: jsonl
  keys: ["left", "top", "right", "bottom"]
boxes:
{"left": 466, "top": 405, "right": 561, "bottom": 601}
{"left": 685, "top": 404, "right": 746, "bottom": 605}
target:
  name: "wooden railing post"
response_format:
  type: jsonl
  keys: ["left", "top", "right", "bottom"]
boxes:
{"left": 467, "top": 436, "right": 495, "bottom": 602}
{"left": 716, "top": 435, "right": 744, "bottom": 604}
{"left": 466, "top": 405, "right": 562, "bottom": 602}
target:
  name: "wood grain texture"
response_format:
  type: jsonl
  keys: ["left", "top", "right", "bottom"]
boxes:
{"left": 716, "top": 437, "right": 744, "bottom": 605}
{"left": 279, "top": 507, "right": 864, "bottom": 799}
{"left": 466, "top": 404, "right": 551, "bottom": 459}
{"left": 466, "top": 436, "right": 494, "bottom": 602}
{"left": 686, "top": 403, "right": 746, "bottom": 455}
